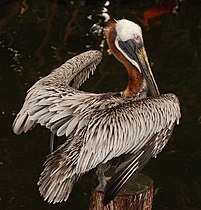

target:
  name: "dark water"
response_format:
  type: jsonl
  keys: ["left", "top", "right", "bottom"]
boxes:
{"left": 0, "top": 1, "right": 201, "bottom": 210}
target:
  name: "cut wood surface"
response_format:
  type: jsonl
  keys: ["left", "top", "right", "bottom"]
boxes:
{"left": 89, "top": 173, "right": 153, "bottom": 210}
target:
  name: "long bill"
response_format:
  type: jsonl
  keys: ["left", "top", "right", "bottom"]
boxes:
{"left": 118, "top": 39, "right": 160, "bottom": 97}
{"left": 136, "top": 46, "right": 160, "bottom": 97}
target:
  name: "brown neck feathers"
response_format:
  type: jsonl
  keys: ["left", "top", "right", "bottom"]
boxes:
{"left": 104, "top": 20, "right": 143, "bottom": 98}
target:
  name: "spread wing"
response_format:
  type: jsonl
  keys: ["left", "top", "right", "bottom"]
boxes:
{"left": 12, "top": 49, "right": 181, "bottom": 204}
{"left": 12, "top": 50, "right": 102, "bottom": 135}
{"left": 75, "top": 93, "right": 180, "bottom": 173}
{"left": 37, "top": 93, "right": 180, "bottom": 203}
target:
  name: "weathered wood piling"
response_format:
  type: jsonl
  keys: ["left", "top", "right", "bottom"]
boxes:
{"left": 89, "top": 173, "right": 153, "bottom": 210}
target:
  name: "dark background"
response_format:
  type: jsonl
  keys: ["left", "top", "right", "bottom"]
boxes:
{"left": 0, "top": 0, "right": 201, "bottom": 209}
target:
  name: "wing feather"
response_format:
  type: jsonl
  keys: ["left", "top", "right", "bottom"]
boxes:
{"left": 13, "top": 58, "right": 180, "bottom": 206}
{"left": 13, "top": 50, "right": 102, "bottom": 136}
{"left": 37, "top": 93, "right": 180, "bottom": 204}
{"left": 76, "top": 93, "right": 180, "bottom": 174}
{"left": 103, "top": 124, "right": 175, "bottom": 205}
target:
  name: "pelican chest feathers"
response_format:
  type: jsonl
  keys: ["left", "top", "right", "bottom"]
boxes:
{"left": 12, "top": 19, "right": 181, "bottom": 205}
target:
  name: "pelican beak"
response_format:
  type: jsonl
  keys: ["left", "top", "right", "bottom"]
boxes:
{"left": 118, "top": 39, "right": 160, "bottom": 97}
{"left": 136, "top": 46, "right": 160, "bottom": 96}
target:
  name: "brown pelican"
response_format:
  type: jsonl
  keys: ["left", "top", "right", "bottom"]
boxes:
{"left": 12, "top": 19, "right": 181, "bottom": 205}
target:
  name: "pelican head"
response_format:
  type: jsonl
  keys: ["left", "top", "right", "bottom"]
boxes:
{"left": 104, "top": 19, "right": 160, "bottom": 97}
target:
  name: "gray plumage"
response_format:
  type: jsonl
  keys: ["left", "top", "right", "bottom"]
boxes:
{"left": 13, "top": 49, "right": 180, "bottom": 203}
{"left": 13, "top": 19, "right": 181, "bottom": 205}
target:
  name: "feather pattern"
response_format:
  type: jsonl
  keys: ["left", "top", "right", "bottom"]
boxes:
{"left": 12, "top": 50, "right": 102, "bottom": 135}
{"left": 35, "top": 91, "right": 180, "bottom": 203}
{"left": 12, "top": 50, "right": 181, "bottom": 204}
{"left": 103, "top": 123, "right": 175, "bottom": 205}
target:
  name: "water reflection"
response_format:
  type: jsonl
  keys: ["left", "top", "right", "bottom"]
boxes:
{"left": 0, "top": 1, "right": 201, "bottom": 210}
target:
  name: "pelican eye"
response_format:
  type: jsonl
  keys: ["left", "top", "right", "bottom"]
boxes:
{"left": 134, "top": 35, "right": 141, "bottom": 43}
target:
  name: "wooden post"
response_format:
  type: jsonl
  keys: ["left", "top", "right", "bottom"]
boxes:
{"left": 89, "top": 173, "right": 153, "bottom": 210}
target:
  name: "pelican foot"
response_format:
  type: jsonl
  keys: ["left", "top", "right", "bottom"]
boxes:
{"left": 95, "top": 164, "right": 111, "bottom": 192}
{"left": 96, "top": 176, "right": 111, "bottom": 192}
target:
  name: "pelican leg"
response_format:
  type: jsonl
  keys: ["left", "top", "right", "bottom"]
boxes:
{"left": 95, "top": 164, "right": 110, "bottom": 192}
